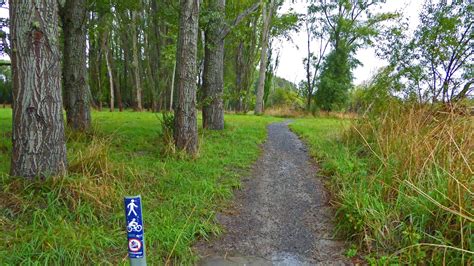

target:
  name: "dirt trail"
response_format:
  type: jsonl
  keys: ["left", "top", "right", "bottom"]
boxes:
{"left": 196, "top": 121, "right": 349, "bottom": 265}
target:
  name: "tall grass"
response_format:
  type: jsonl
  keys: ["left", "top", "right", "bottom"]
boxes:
{"left": 339, "top": 103, "right": 472, "bottom": 263}
{"left": 290, "top": 103, "right": 472, "bottom": 264}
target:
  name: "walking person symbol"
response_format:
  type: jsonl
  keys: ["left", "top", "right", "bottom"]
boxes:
{"left": 127, "top": 199, "right": 138, "bottom": 216}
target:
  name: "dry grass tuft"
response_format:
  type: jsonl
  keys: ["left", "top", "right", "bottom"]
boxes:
{"left": 265, "top": 106, "right": 307, "bottom": 118}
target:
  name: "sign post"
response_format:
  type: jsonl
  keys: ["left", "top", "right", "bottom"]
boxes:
{"left": 124, "top": 195, "right": 147, "bottom": 266}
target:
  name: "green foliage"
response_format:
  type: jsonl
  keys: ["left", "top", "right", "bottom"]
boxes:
{"left": 347, "top": 66, "right": 403, "bottom": 114}
{"left": 270, "top": 11, "right": 301, "bottom": 40}
{"left": 0, "top": 62, "right": 11, "bottom": 104}
{"left": 308, "top": 0, "right": 397, "bottom": 111}
{"left": 378, "top": 0, "right": 473, "bottom": 103}
{"left": 158, "top": 112, "right": 176, "bottom": 156}
{"left": 268, "top": 87, "right": 303, "bottom": 109}
{"left": 0, "top": 110, "right": 282, "bottom": 264}
{"left": 315, "top": 46, "right": 354, "bottom": 111}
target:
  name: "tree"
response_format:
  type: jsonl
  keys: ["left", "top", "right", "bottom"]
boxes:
{"left": 60, "top": 0, "right": 92, "bottom": 130}
{"left": 201, "top": 0, "right": 260, "bottom": 130}
{"left": 130, "top": 10, "right": 143, "bottom": 111}
{"left": 10, "top": 0, "right": 67, "bottom": 178}
{"left": 174, "top": 0, "right": 200, "bottom": 155}
{"left": 386, "top": 1, "right": 473, "bottom": 103}
{"left": 316, "top": 46, "right": 354, "bottom": 110}
{"left": 303, "top": 10, "right": 329, "bottom": 111}
{"left": 254, "top": 0, "right": 275, "bottom": 115}
{"left": 231, "top": 12, "right": 261, "bottom": 113}
{"left": 312, "top": 0, "right": 397, "bottom": 110}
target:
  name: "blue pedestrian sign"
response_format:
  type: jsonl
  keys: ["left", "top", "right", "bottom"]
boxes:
{"left": 124, "top": 195, "right": 145, "bottom": 261}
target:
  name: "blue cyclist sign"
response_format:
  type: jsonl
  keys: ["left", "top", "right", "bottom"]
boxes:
{"left": 124, "top": 195, "right": 146, "bottom": 261}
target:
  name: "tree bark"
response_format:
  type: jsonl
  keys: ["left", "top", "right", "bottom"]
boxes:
{"left": 202, "top": 0, "right": 225, "bottom": 130}
{"left": 255, "top": 0, "right": 274, "bottom": 115}
{"left": 235, "top": 41, "right": 244, "bottom": 112}
{"left": 61, "top": 0, "right": 91, "bottom": 131}
{"left": 305, "top": 18, "right": 312, "bottom": 111}
{"left": 10, "top": 0, "right": 67, "bottom": 178}
{"left": 104, "top": 42, "right": 115, "bottom": 112}
{"left": 131, "top": 11, "right": 143, "bottom": 111}
{"left": 202, "top": 0, "right": 260, "bottom": 128}
{"left": 170, "top": 60, "right": 176, "bottom": 111}
{"left": 174, "top": 0, "right": 200, "bottom": 155}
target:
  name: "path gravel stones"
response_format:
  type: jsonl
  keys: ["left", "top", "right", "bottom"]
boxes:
{"left": 196, "top": 121, "right": 349, "bottom": 265}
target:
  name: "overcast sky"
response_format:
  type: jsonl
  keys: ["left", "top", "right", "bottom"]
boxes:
{"left": 276, "top": 0, "right": 425, "bottom": 85}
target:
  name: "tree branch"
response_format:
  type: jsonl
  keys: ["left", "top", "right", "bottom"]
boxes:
{"left": 220, "top": 1, "right": 261, "bottom": 40}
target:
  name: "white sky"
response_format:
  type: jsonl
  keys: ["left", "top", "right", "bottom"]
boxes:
{"left": 276, "top": 0, "right": 424, "bottom": 85}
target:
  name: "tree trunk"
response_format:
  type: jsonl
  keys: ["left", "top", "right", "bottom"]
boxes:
{"left": 61, "top": 0, "right": 91, "bottom": 131}
{"left": 151, "top": 0, "right": 162, "bottom": 112}
{"left": 131, "top": 11, "right": 143, "bottom": 111}
{"left": 10, "top": 0, "right": 67, "bottom": 178}
{"left": 255, "top": 0, "right": 274, "bottom": 115}
{"left": 235, "top": 41, "right": 244, "bottom": 112}
{"left": 174, "top": 0, "right": 200, "bottom": 155}
{"left": 202, "top": 0, "right": 225, "bottom": 130}
{"left": 104, "top": 45, "right": 114, "bottom": 112}
{"left": 120, "top": 27, "right": 131, "bottom": 109}
{"left": 114, "top": 61, "right": 124, "bottom": 111}
{"left": 305, "top": 19, "right": 312, "bottom": 111}
{"left": 169, "top": 60, "right": 176, "bottom": 111}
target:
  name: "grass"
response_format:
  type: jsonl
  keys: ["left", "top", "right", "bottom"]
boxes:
{"left": 0, "top": 109, "right": 282, "bottom": 264}
{"left": 291, "top": 104, "right": 473, "bottom": 265}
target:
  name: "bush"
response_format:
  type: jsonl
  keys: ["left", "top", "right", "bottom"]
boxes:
{"left": 267, "top": 87, "right": 304, "bottom": 110}
{"left": 158, "top": 112, "right": 176, "bottom": 155}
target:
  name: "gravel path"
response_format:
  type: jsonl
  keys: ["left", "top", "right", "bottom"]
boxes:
{"left": 196, "top": 121, "right": 349, "bottom": 265}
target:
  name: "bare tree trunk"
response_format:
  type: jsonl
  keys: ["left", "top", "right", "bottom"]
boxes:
{"left": 305, "top": 18, "right": 312, "bottom": 111}
{"left": 235, "top": 41, "right": 244, "bottom": 112}
{"left": 202, "top": 0, "right": 225, "bottom": 130}
{"left": 255, "top": 0, "right": 274, "bottom": 115}
{"left": 174, "top": 0, "right": 200, "bottom": 155}
{"left": 104, "top": 45, "right": 114, "bottom": 112}
{"left": 114, "top": 58, "right": 124, "bottom": 111}
{"left": 120, "top": 26, "right": 131, "bottom": 109}
{"left": 10, "top": 0, "right": 67, "bottom": 178}
{"left": 170, "top": 60, "right": 176, "bottom": 112}
{"left": 131, "top": 11, "right": 143, "bottom": 111}
{"left": 61, "top": 0, "right": 91, "bottom": 131}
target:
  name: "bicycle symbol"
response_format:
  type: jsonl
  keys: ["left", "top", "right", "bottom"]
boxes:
{"left": 127, "top": 218, "right": 142, "bottom": 232}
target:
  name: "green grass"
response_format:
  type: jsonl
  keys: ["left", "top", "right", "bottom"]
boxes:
{"left": 0, "top": 109, "right": 282, "bottom": 265}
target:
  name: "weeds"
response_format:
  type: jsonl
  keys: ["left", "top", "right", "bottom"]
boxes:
{"left": 158, "top": 112, "right": 176, "bottom": 156}
{"left": 291, "top": 103, "right": 473, "bottom": 264}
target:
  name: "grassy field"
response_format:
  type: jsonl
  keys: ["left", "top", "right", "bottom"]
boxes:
{"left": 0, "top": 109, "right": 282, "bottom": 264}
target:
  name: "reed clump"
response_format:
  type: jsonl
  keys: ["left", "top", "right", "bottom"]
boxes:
{"left": 336, "top": 102, "right": 472, "bottom": 263}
